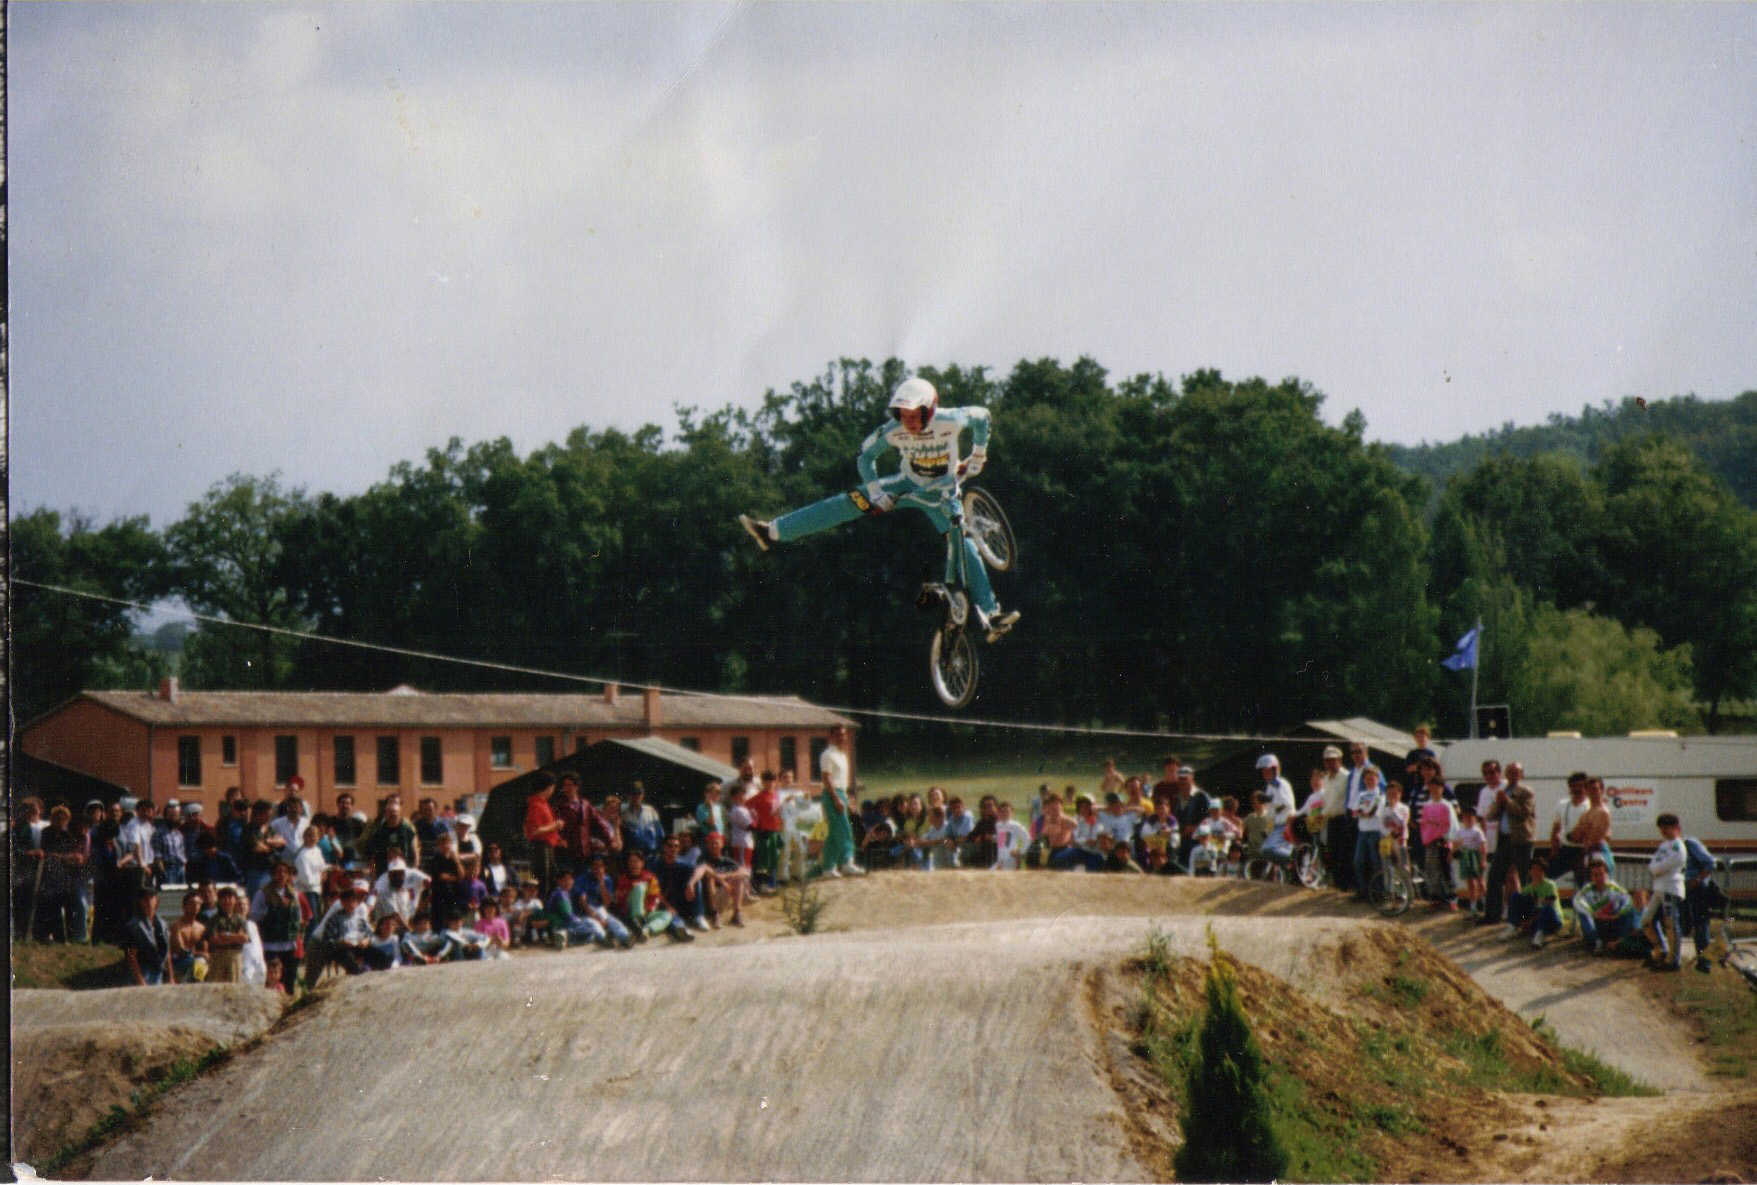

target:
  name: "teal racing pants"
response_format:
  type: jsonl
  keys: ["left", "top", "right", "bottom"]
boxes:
{"left": 771, "top": 475, "right": 998, "bottom": 616}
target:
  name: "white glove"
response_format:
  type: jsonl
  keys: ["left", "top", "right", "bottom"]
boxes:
{"left": 864, "top": 482, "right": 895, "bottom": 513}
{"left": 963, "top": 449, "right": 986, "bottom": 478}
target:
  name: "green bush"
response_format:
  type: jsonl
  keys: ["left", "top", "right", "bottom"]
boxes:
{"left": 1173, "top": 938, "right": 1290, "bottom": 1184}
{"left": 781, "top": 879, "right": 830, "bottom": 935}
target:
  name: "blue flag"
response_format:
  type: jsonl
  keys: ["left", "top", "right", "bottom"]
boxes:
{"left": 1440, "top": 626, "right": 1479, "bottom": 671}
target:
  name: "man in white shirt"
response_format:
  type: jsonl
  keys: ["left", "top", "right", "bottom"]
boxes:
{"left": 1474, "top": 760, "right": 1506, "bottom": 857}
{"left": 1546, "top": 773, "right": 1592, "bottom": 883}
{"left": 992, "top": 801, "right": 1032, "bottom": 870}
{"left": 816, "top": 726, "right": 862, "bottom": 876}
{"left": 270, "top": 796, "right": 308, "bottom": 857}
{"left": 1256, "top": 755, "right": 1297, "bottom": 832}
{"left": 118, "top": 799, "right": 159, "bottom": 881}
{"left": 371, "top": 857, "right": 431, "bottom": 927}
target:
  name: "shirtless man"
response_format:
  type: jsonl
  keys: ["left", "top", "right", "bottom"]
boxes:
{"left": 1038, "top": 795, "right": 1079, "bottom": 868}
{"left": 169, "top": 891, "right": 209, "bottom": 982}
{"left": 1574, "top": 778, "right": 1613, "bottom": 858}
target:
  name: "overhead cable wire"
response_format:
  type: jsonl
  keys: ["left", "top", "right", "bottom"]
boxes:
{"left": 15, "top": 578, "right": 1750, "bottom": 746}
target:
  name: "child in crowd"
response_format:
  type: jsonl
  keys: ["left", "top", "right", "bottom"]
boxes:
{"left": 1138, "top": 800, "right": 1177, "bottom": 874}
{"left": 509, "top": 880, "right": 551, "bottom": 946}
{"left": 1189, "top": 819, "right": 1225, "bottom": 877}
{"left": 1217, "top": 798, "right": 1245, "bottom": 876}
{"left": 917, "top": 806, "right": 954, "bottom": 870}
{"left": 727, "top": 783, "right": 756, "bottom": 872}
{"left": 264, "top": 956, "right": 288, "bottom": 995}
{"left": 1097, "top": 832, "right": 1142, "bottom": 873}
{"left": 440, "top": 913, "right": 496, "bottom": 960}
{"left": 1641, "top": 813, "right": 1689, "bottom": 971}
{"left": 1574, "top": 855, "right": 1636, "bottom": 954}
{"left": 1506, "top": 858, "right": 1563, "bottom": 948}
{"left": 992, "top": 801, "right": 1031, "bottom": 871}
{"left": 1453, "top": 807, "right": 1487, "bottom": 915}
{"left": 401, "top": 913, "right": 447, "bottom": 964}
{"left": 1419, "top": 784, "right": 1458, "bottom": 909}
{"left": 1242, "top": 794, "right": 1271, "bottom": 864}
{"left": 206, "top": 887, "right": 250, "bottom": 983}
{"left": 547, "top": 871, "right": 611, "bottom": 948}
{"left": 477, "top": 898, "right": 512, "bottom": 956}
{"left": 369, "top": 914, "right": 404, "bottom": 970}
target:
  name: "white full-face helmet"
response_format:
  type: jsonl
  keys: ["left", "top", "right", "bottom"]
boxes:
{"left": 888, "top": 377, "right": 938, "bottom": 426}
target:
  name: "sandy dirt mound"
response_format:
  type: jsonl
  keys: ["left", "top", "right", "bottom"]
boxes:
{"left": 11, "top": 985, "right": 286, "bottom": 1167}
{"left": 88, "top": 914, "right": 1433, "bottom": 1183}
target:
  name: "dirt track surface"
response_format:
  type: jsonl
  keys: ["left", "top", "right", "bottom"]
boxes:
{"left": 47, "top": 874, "right": 1745, "bottom": 1181}
{"left": 11, "top": 984, "right": 286, "bottom": 1166}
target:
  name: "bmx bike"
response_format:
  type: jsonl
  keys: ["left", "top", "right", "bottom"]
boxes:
{"left": 916, "top": 485, "right": 1017, "bottom": 709}
{"left": 1367, "top": 840, "right": 1418, "bottom": 917}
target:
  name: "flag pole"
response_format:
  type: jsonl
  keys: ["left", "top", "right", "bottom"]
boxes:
{"left": 1469, "top": 616, "right": 1482, "bottom": 739}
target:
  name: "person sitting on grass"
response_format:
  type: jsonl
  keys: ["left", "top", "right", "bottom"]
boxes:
{"left": 1099, "top": 793, "right": 1138, "bottom": 850}
{"left": 1068, "top": 797, "right": 1106, "bottom": 870}
{"left": 1097, "top": 831, "right": 1142, "bottom": 873}
{"left": 369, "top": 913, "right": 404, "bottom": 970}
{"left": 1137, "top": 799, "right": 1178, "bottom": 874}
{"left": 401, "top": 912, "right": 449, "bottom": 964}
{"left": 438, "top": 912, "right": 498, "bottom": 961}
{"left": 991, "top": 801, "right": 1031, "bottom": 871}
{"left": 616, "top": 849, "right": 693, "bottom": 943}
{"left": 508, "top": 879, "right": 550, "bottom": 946}
{"left": 476, "top": 898, "right": 513, "bottom": 956}
{"left": 547, "top": 870, "right": 613, "bottom": 948}
{"left": 1573, "top": 855, "right": 1636, "bottom": 955}
{"left": 1505, "top": 858, "right": 1563, "bottom": 948}
{"left": 1188, "top": 819, "right": 1226, "bottom": 877}
{"left": 318, "top": 882, "right": 382, "bottom": 975}
{"left": 655, "top": 833, "right": 712, "bottom": 931}
{"left": 697, "top": 830, "right": 752, "bottom": 928}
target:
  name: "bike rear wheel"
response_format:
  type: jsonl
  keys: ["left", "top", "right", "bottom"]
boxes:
{"left": 1293, "top": 844, "right": 1327, "bottom": 889}
{"left": 962, "top": 487, "right": 1017, "bottom": 573}
{"left": 929, "top": 624, "right": 980, "bottom": 708}
{"left": 1370, "top": 867, "right": 1414, "bottom": 917}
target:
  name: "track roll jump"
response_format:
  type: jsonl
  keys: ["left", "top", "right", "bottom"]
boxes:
{"left": 739, "top": 376, "right": 1017, "bottom": 708}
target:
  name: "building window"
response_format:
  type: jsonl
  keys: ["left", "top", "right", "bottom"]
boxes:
{"left": 779, "top": 736, "right": 798, "bottom": 776}
{"left": 679, "top": 737, "right": 701, "bottom": 753}
{"left": 177, "top": 736, "right": 202, "bottom": 787}
{"left": 334, "top": 736, "right": 357, "bottom": 786}
{"left": 490, "top": 736, "right": 513, "bottom": 769}
{"left": 221, "top": 735, "right": 237, "bottom": 767}
{"left": 1716, "top": 778, "right": 1757, "bottom": 822}
{"left": 810, "top": 737, "right": 828, "bottom": 776}
{"left": 376, "top": 737, "right": 401, "bottom": 785}
{"left": 535, "top": 736, "right": 556, "bottom": 768}
{"left": 420, "top": 737, "right": 443, "bottom": 785}
{"left": 275, "top": 736, "right": 299, "bottom": 785}
{"left": 731, "top": 736, "right": 751, "bottom": 765}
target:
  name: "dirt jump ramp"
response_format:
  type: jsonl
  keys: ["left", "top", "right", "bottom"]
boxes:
{"left": 88, "top": 915, "right": 1378, "bottom": 1182}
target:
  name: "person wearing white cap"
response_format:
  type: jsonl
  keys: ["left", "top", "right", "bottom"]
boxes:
{"left": 1255, "top": 755, "right": 1297, "bottom": 833}
{"left": 452, "top": 813, "right": 481, "bottom": 859}
{"left": 372, "top": 857, "right": 430, "bottom": 927}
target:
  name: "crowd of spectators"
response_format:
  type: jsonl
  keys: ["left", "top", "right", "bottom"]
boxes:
{"left": 10, "top": 726, "right": 1733, "bottom": 987}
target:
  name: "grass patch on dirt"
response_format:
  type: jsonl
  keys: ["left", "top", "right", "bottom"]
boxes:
{"left": 1666, "top": 964, "right": 1757, "bottom": 1080}
{"left": 37, "top": 1044, "right": 234, "bottom": 1177}
{"left": 1123, "top": 925, "right": 1608, "bottom": 1182}
{"left": 10, "top": 941, "right": 131, "bottom": 990}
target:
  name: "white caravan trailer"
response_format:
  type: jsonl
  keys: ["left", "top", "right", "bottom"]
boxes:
{"left": 1438, "top": 735, "right": 1757, "bottom": 856}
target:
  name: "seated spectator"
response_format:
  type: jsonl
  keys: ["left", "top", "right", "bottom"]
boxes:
{"left": 401, "top": 912, "right": 450, "bottom": 964}
{"left": 1574, "top": 856, "right": 1636, "bottom": 954}
{"left": 1138, "top": 800, "right": 1179, "bottom": 874}
{"left": 697, "top": 831, "right": 752, "bottom": 928}
{"left": 992, "top": 801, "right": 1031, "bottom": 871}
{"left": 654, "top": 834, "right": 710, "bottom": 931}
{"left": 1123, "top": 776, "right": 1149, "bottom": 819}
{"left": 1067, "top": 798, "right": 1106, "bottom": 870}
{"left": 1188, "top": 822, "right": 1227, "bottom": 877}
{"left": 315, "top": 881, "right": 382, "bottom": 977}
{"left": 121, "top": 886, "right": 175, "bottom": 986}
{"left": 546, "top": 870, "right": 614, "bottom": 948}
{"left": 615, "top": 850, "right": 692, "bottom": 943}
{"left": 1037, "top": 796, "right": 1088, "bottom": 870}
{"left": 917, "top": 806, "right": 956, "bottom": 870}
{"left": 481, "top": 842, "right": 516, "bottom": 898}
{"left": 1097, "top": 832, "right": 1142, "bottom": 873}
{"left": 439, "top": 912, "right": 499, "bottom": 961}
{"left": 508, "top": 879, "right": 552, "bottom": 946}
{"left": 1506, "top": 858, "right": 1564, "bottom": 948}
{"left": 427, "top": 831, "right": 469, "bottom": 921}
{"left": 477, "top": 898, "right": 513, "bottom": 956}
{"left": 1100, "top": 794, "right": 1138, "bottom": 849}
{"left": 697, "top": 780, "right": 729, "bottom": 838}
{"left": 369, "top": 913, "right": 404, "bottom": 970}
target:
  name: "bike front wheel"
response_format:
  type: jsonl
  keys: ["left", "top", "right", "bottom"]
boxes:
{"left": 1293, "top": 844, "right": 1328, "bottom": 890}
{"left": 962, "top": 487, "right": 1017, "bottom": 573}
{"left": 929, "top": 624, "right": 980, "bottom": 709}
{"left": 1370, "top": 867, "right": 1414, "bottom": 917}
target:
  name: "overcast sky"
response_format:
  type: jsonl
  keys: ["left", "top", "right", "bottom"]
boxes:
{"left": 12, "top": 2, "right": 1757, "bottom": 528}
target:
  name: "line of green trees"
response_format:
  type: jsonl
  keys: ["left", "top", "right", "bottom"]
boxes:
{"left": 13, "top": 360, "right": 1757, "bottom": 735}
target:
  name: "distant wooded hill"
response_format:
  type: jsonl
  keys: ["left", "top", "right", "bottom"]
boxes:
{"left": 1386, "top": 391, "right": 1757, "bottom": 508}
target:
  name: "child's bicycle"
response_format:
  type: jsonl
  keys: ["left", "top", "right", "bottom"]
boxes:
{"left": 1705, "top": 855, "right": 1757, "bottom": 995}
{"left": 916, "top": 486, "right": 1017, "bottom": 709}
{"left": 1367, "top": 839, "right": 1419, "bottom": 917}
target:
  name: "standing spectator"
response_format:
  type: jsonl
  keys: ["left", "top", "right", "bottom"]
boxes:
{"left": 73, "top": 801, "right": 105, "bottom": 943}
{"left": 278, "top": 776, "right": 311, "bottom": 821}
{"left": 1099, "top": 758, "right": 1125, "bottom": 800}
{"left": 992, "top": 801, "right": 1031, "bottom": 871}
{"left": 1122, "top": 776, "right": 1150, "bottom": 821}
{"left": 1334, "top": 742, "right": 1377, "bottom": 893}
{"left": 154, "top": 803, "right": 188, "bottom": 886}
{"left": 814, "top": 765, "right": 862, "bottom": 878}
{"left": 120, "top": 886, "right": 175, "bottom": 986}
{"left": 270, "top": 796, "right": 309, "bottom": 860}
{"left": 696, "top": 781, "right": 729, "bottom": 838}
{"left": 1349, "top": 766, "right": 1386, "bottom": 898}
{"left": 749, "top": 772, "right": 784, "bottom": 893}
{"left": 118, "top": 798, "right": 161, "bottom": 886}
{"left": 169, "top": 891, "right": 209, "bottom": 982}
{"left": 453, "top": 814, "right": 482, "bottom": 860}
{"left": 523, "top": 775, "right": 564, "bottom": 897}
{"left": 250, "top": 861, "right": 306, "bottom": 994}
{"left": 179, "top": 802, "right": 212, "bottom": 862}
{"left": 412, "top": 798, "right": 450, "bottom": 875}
{"left": 620, "top": 783, "right": 664, "bottom": 860}
{"left": 1035, "top": 795, "right": 1078, "bottom": 869}
{"left": 332, "top": 793, "right": 367, "bottom": 867}
{"left": 554, "top": 774, "right": 598, "bottom": 877}
{"left": 1640, "top": 814, "right": 1689, "bottom": 971}
{"left": 481, "top": 842, "right": 516, "bottom": 899}
{"left": 242, "top": 801, "right": 286, "bottom": 901}
{"left": 187, "top": 832, "right": 243, "bottom": 887}
{"left": 1150, "top": 756, "right": 1183, "bottom": 814}
{"left": 1546, "top": 773, "right": 1593, "bottom": 884}
{"left": 1473, "top": 760, "right": 1507, "bottom": 860}
{"left": 1315, "top": 746, "right": 1348, "bottom": 871}
{"left": 206, "top": 887, "right": 250, "bottom": 983}
{"left": 34, "top": 806, "right": 85, "bottom": 942}
{"left": 945, "top": 796, "right": 977, "bottom": 865}
{"left": 916, "top": 806, "right": 956, "bottom": 870}
{"left": 1481, "top": 762, "right": 1537, "bottom": 926}
{"left": 1576, "top": 779, "right": 1614, "bottom": 868}
{"left": 1400, "top": 725, "right": 1437, "bottom": 792}
{"left": 294, "top": 825, "right": 329, "bottom": 918}
{"left": 727, "top": 783, "right": 756, "bottom": 872}
{"left": 221, "top": 797, "right": 253, "bottom": 872}
{"left": 1453, "top": 808, "right": 1487, "bottom": 915}
{"left": 1242, "top": 794, "right": 1273, "bottom": 865}
{"left": 427, "top": 830, "right": 469, "bottom": 921}
{"left": 1418, "top": 782, "right": 1458, "bottom": 908}
{"left": 967, "top": 796, "right": 1000, "bottom": 868}
{"left": 1574, "top": 856, "right": 1636, "bottom": 954}
{"left": 1681, "top": 830, "right": 1723, "bottom": 973}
